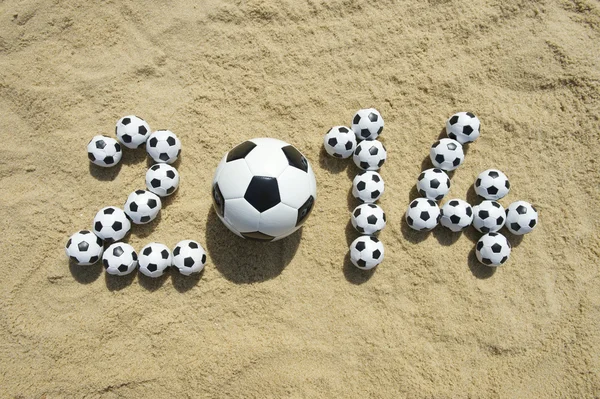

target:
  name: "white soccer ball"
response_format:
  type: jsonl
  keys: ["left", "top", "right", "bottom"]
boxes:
{"left": 65, "top": 230, "right": 104, "bottom": 265}
{"left": 505, "top": 201, "right": 539, "bottom": 235}
{"left": 446, "top": 112, "right": 480, "bottom": 144}
{"left": 405, "top": 198, "right": 441, "bottom": 231}
{"left": 351, "top": 203, "right": 387, "bottom": 235}
{"left": 417, "top": 168, "right": 451, "bottom": 201}
{"left": 476, "top": 232, "right": 511, "bottom": 267}
{"left": 102, "top": 243, "right": 138, "bottom": 276}
{"left": 115, "top": 115, "right": 151, "bottom": 149}
{"left": 323, "top": 126, "right": 357, "bottom": 159}
{"left": 146, "top": 130, "right": 181, "bottom": 164}
{"left": 124, "top": 190, "right": 162, "bottom": 224}
{"left": 350, "top": 235, "right": 385, "bottom": 270}
{"left": 353, "top": 140, "right": 387, "bottom": 170}
{"left": 87, "top": 135, "right": 122, "bottom": 167}
{"left": 146, "top": 164, "right": 180, "bottom": 197}
{"left": 212, "top": 138, "right": 317, "bottom": 241}
{"left": 172, "top": 240, "right": 207, "bottom": 276}
{"left": 92, "top": 206, "right": 131, "bottom": 243}
{"left": 352, "top": 171, "right": 384, "bottom": 203}
{"left": 440, "top": 199, "right": 473, "bottom": 232}
{"left": 430, "top": 138, "right": 465, "bottom": 171}
{"left": 474, "top": 169, "right": 510, "bottom": 200}
{"left": 138, "top": 242, "right": 172, "bottom": 278}
{"left": 472, "top": 200, "right": 506, "bottom": 233}
{"left": 351, "top": 108, "right": 384, "bottom": 141}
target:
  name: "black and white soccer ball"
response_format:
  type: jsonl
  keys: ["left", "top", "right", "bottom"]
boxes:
{"left": 87, "top": 135, "right": 122, "bottom": 167}
{"left": 102, "top": 243, "right": 138, "bottom": 276}
{"left": 430, "top": 138, "right": 465, "bottom": 171}
{"left": 138, "top": 242, "right": 172, "bottom": 278}
{"left": 212, "top": 138, "right": 317, "bottom": 241}
{"left": 405, "top": 198, "right": 441, "bottom": 231}
{"left": 172, "top": 240, "right": 207, "bottom": 276}
{"left": 146, "top": 130, "right": 181, "bottom": 164}
{"left": 65, "top": 230, "right": 104, "bottom": 265}
{"left": 351, "top": 203, "right": 387, "bottom": 235}
{"left": 323, "top": 126, "right": 357, "bottom": 159}
{"left": 145, "top": 164, "right": 180, "bottom": 197}
{"left": 440, "top": 199, "right": 473, "bottom": 232}
{"left": 352, "top": 140, "right": 387, "bottom": 171}
{"left": 417, "top": 168, "right": 451, "bottom": 201}
{"left": 92, "top": 206, "right": 131, "bottom": 243}
{"left": 352, "top": 171, "right": 384, "bottom": 203}
{"left": 115, "top": 115, "right": 151, "bottom": 149}
{"left": 446, "top": 112, "right": 480, "bottom": 144}
{"left": 472, "top": 200, "right": 505, "bottom": 233}
{"left": 351, "top": 108, "right": 384, "bottom": 141}
{"left": 474, "top": 169, "right": 510, "bottom": 200}
{"left": 350, "top": 235, "right": 385, "bottom": 270}
{"left": 124, "top": 190, "right": 162, "bottom": 224}
{"left": 505, "top": 201, "right": 538, "bottom": 235}
{"left": 476, "top": 232, "right": 511, "bottom": 267}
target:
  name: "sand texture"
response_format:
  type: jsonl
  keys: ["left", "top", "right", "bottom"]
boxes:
{"left": 1, "top": 0, "right": 600, "bottom": 397}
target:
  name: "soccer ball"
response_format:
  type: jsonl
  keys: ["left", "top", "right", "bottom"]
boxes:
{"left": 440, "top": 199, "right": 473, "bottom": 232}
{"left": 352, "top": 140, "right": 387, "bottom": 170}
{"left": 323, "top": 126, "right": 357, "bottom": 158}
{"left": 350, "top": 235, "right": 385, "bottom": 270}
{"left": 446, "top": 112, "right": 480, "bottom": 144}
{"left": 476, "top": 232, "right": 511, "bottom": 267}
{"left": 102, "top": 243, "right": 138, "bottom": 276}
{"left": 92, "top": 206, "right": 131, "bottom": 243}
{"left": 172, "top": 240, "right": 207, "bottom": 276}
{"left": 351, "top": 108, "right": 384, "bottom": 141}
{"left": 65, "top": 230, "right": 104, "bottom": 265}
{"left": 138, "top": 242, "right": 172, "bottom": 278}
{"left": 145, "top": 164, "right": 180, "bottom": 197}
{"left": 505, "top": 201, "right": 538, "bottom": 235}
{"left": 351, "top": 203, "right": 387, "bottom": 235}
{"left": 405, "top": 198, "right": 441, "bottom": 231}
{"left": 124, "top": 190, "right": 162, "bottom": 224}
{"left": 115, "top": 115, "right": 151, "bottom": 149}
{"left": 472, "top": 200, "right": 505, "bottom": 233}
{"left": 146, "top": 130, "right": 181, "bottom": 164}
{"left": 417, "top": 168, "right": 451, "bottom": 201}
{"left": 430, "top": 138, "right": 464, "bottom": 171}
{"left": 474, "top": 169, "right": 510, "bottom": 200}
{"left": 87, "top": 135, "right": 122, "bottom": 167}
{"left": 352, "top": 171, "right": 384, "bottom": 203}
{"left": 212, "top": 138, "right": 317, "bottom": 241}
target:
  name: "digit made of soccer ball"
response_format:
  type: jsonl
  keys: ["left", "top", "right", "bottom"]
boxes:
{"left": 351, "top": 108, "right": 384, "bottom": 141}
{"left": 353, "top": 140, "right": 387, "bottom": 171}
{"left": 172, "top": 240, "right": 207, "bottom": 276}
{"left": 405, "top": 198, "right": 441, "bottom": 231}
{"left": 87, "top": 135, "right": 122, "bottom": 167}
{"left": 146, "top": 164, "right": 180, "bottom": 197}
{"left": 476, "top": 232, "right": 511, "bottom": 267}
{"left": 65, "top": 230, "right": 104, "bottom": 265}
{"left": 505, "top": 201, "right": 538, "bottom": 235}
{"left": 440, "top": 199, "right": 473, "bottom": 232}
{"left": 138, "top": 242, "right": 172, "bottom": 278}
{"left": 352, "top": 171, "right": 385, "bottom": 203}
{"left": 446, "top": 112, "right": 480, "bottom": 144}
{"left": 92, "top": 206, "right": 131, "bottom": 243}
{"left": 472, "top": 200, "right": 506, "bottom": 233}
{"left": 430, "top": 138, "right": 465, "bottom": 171}
{"left": 323, "top": 126, "right": 357, "bottom": 159}
{"left": 474, "top": 169, "right": 510, "bottom": 200}
{"left": 351, "top": 203, "right": 387, "bottom": 235}
{"left": 350, "top": 235, "right": 385, "bottom": 270}
{"left": 115, "top": 115, "right": 151, "bottom": 149}
{"left": 124, "top": 190, "right": 162, "bottom": 224}
{"left": 146, "top": 130, "right": 181, "bottom": 164}
{"left": 417, "top": 168, "right": 451, "bottom": 201}
{"left": 102, "top": 243, "right": 138, "bottom": 276}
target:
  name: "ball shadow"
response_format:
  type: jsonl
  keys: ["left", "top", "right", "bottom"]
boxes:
{"left": 69, "top": 260, "right": 102, "bottom": 284}
{"left": 161, "top": 190, "right": 179, "bottom": 208}
{"left": 345, "top": 219, "right": 358, "bottom": 246}
{"left": 437, "top": 127, "right": 447, "bottom": 140}
{"left": 147, "top": 156, "right": 182, "bottom": 170}
{"left": 408, "top": 185, "right": 420, "bottom": 202}
{"left": 88, "top": 162, "right": 122, "bottom": 181}
{"left": 463, "top": 225, "right": 482, "bottom": 244}
{"left": 137, "top": 270, "right": 169, "bottom": 291}
{"left": 105, "top": 271, "right": 136, "bottom": 291}
{"left": 432, "top": 227, "right": 461, "bottom": 246}
{"left": 347, "top": 187, "right": 359, "bottom": 212}
{"left": 503, "top": 229, "right": 525, "bottom": 248}
{"left": 343, "top": 252, "right": 375, "bottom": 285}
{"left": 171, "top": 269, "right": 204, "bottom": 293}
{"left": 468, "top": 247, "right": 496, "bottom": 279}
{"left": 319, "top": 147, "right": 351, "bottom": 174}
{"left": 400, "top": 216, "right": 431, "bottom": 244}
{"left": 131, "top": 213, "right": 162, "bottom": 239}
{"left": 465, "top": 184, "right": 481, "bottom": 207}
{"left": 121, "top": 148, "right": 148, "bottom": 165}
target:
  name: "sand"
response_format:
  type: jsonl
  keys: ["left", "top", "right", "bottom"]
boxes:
{"left": 1, "top": 0, "right": 599, "bottom": 397}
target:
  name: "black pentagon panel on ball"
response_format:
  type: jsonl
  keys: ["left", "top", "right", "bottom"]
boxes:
{"left": 418, "top": 189, "right": 427, "bottom": 197}
{"left": 112, "top": 221, "right": 122, "bottom": 231}
{"left": 115, "top": 143, "right": 121, "bottom": 152}
{"left": 103, "top": 259, "right": 109, "bottom": 269}
{"left": 361, "top": 129, "right": 370, "bottom": 138}
{"left": 372, "top": 174, "right": 380, "bottom": 183}
{"left": 407, "top": 216, "right": 414, "bottom": 226}
{"left": 244, "top": 176, "right": 281, "bottom": 213}
{"left": 122, "top": 134, "right": 132, "bottom": 143}
{"left": 166, "top": 170, "right": 175, "bottom": 179}
{"left": 149, "top": 137, "right": 158, "bottom": 147}
{"left": 226, "top": 141, "right": 257, "bottom": 162}
{"left": 450, "top": 215, "right": 461, "bottom": 224}
{"left": 449, "top": 115, "right": 459, "bottom": 125}
{"left": 151, "top": 164, "right": 160, "bottom": 171}
{"left": 449, "top": 200, "right": 459, "bottom": 207}
{"left": 96, "top": 235, "right": 103, "bottom": 246}
{"left": 78, "top": 241, "right": 89, "bottom": 252}
{"left": 177, "top": 149, "right": 181, "bottom": 158}
{"left": 296, "top": 195, "right": 315, "bottom": 227}
{"left": 143, "top": 247, "right": 152, "bottom": 256}
{"left": 477, "top": 241, "right": 484, "bottom": 251}
{"left": 367, "top": 215, "right": 378, "bottom": 225}
{"left": 88, "top": 152, "right": 96, "bottom": 161}
{"left": 339, "top": 127, "right": 349, "bottom": 133}
{"left": 487, "top": 186, "right": 499, "bottom": 195}
{"left": 466, "top": 207, "right": 472, "bottom": 217}
{"left": 368, "top": 112, "right": 378, "bottom": 122}
{"left": 447, "top": 142, "right": 457, "bottom": 151}
{"left": 89, "top": 255, "right": 99, "bottom": 264}
{"left": 354, "top": 208, "right": 361, "bottom": 218}
{"left": 333, "top": 153, "right": 342, "bottom": 158}
{"left": 66, "top": 238, "right": 72, "bottom": 248}
{"left": 356, "top": 225, "right": 364, "bottom": 233}
{"left": 383, "top": 213, "right": 387, "bottom": 222}
{"left": 370, "top": 236, "right": 379, "bottom": 243}
{"left": 151, "top": 179, "right": 161, "bottom": 188}
{"left": 132, "top": 252, "right": 137, "bottom": 261}
{"left": 420, "top": 211, "right": 430, "bottom": 221}
{"left": 281, "top": 145, "right": 308, "bottom": 173}
{"left": 480, "top": 226, "right": 490, "bottom": 233}
{"left": 463, "top": 125, "right": 473, "bottom": 135}
{"left": 135, "top": 190, "right": 145, "bottom": 195}
{"left": 529, "top": 219, "right": 536, "bottom": 228}
{"left": 189, "top": 242, "right": 198, "bottom": 249}
{"left": 489, "top": 232, "right": 498, "bottom": 237}
{"left": 345, "top": 141, "right": 353, "bottom": 151}
{"left": 353, "top": 114, "right": 361, "bottom": 124}
{"left": 140, "top": 216, "right": 150, "bottom": 223}
{"left": 427, "top": 200, "right": 436, "bottom": 207}
{"left": 94, "top": 221, "right": 103, "bottom": 232}
{"left": 355, "top": 241, "right": 366, "bottom": 251}
{"left": 372, "top": 249, "right": 381, "bottom": 259}
{"left": 360, "top": 162, "right": 370, "bottom": 170}
{"left": 479, "top": 210, "right": 489, "bottom": 219}
{"left": 516, "top": 205, "right": 527, "bottom": 215}
{"left": 241, "top": 231, "right": 275, "bottom": 241}
{"left": 410, "top": 201, "right": 418, "bottom": 209}
{"left": 481, "top": 257, "right": 492, "bottom": 265}
{"left": 147, "top": 199, "right": 157, "bottom": 209}
{"left": 357, "top": 259, "right": 366, "bottom": 268}
{"left": 377, "top": 159, "right": 385, "bottom": 167}
{"left": 113, "top": 246, "right": 124, "bottom": 257}
{"left": 104, "top": 207, "right": 115, "bottom": 215}
{"left": 466, "top": 112, "right": 475, "bottom": 118}
{"left": 448, "top": 132, "right": 457, "bottom": 140}
{"left": 96, "top": 140, "right": 106, "bottom": 149}
{"left": 496, "top": 216, "right": 504, "bottom": 225}
{"left": 70, "top": 255, "right": 79, "bottom": 263}
{"left": 371, "top": 190, "right": 380, "bottom": 199}
{"left": 500, "top": 256, "right": 508, "bottom": 264}
{"left": 328, "top": 138, "right": 337, "bottom": 147}
{"left": 491, "top": 202, "right": 501, "bottom": 208}
{"left": 511, "top": 222, "right": 521, "bottom": 231}
{"left": 368, "top": 204, "right": 376, "bottom": 209}
{"left": 166, "top": 186, "right": 175, "bottom": 194}
{"left": 159, "top": 153, "right": 170, "bottom": 162}
{"left": 122, "top": 117, "right": 131, "bottom": 125}
{"left": 184, "top": 257, "right": 195, "bottom": 267}
{"left": 435, "top": 154, "right": 445, "bottom": 164}
{"left": 430, "top": 179, "right": 440, "bottom": 189}
{"left": 161, "top": 250, "right": 169, "bottom": 259}
{"left": 129, "top": 202, "right": 138, "bottom": 212}
{"left": 505, "top": 180, "right": 510, "bottom": 189}
{"left": 166, "top": 136, "right": 176, "bottom": 146}
{"left": 173, "top": 246, "right": 180, "bottom": 256}
{"left": 104, "top": 156, "right": 114, "bottom": 165}
{"left": 118, "top": 265, "right": 128, "bottom": 272}
{"left": 491, "top": 243, "right": 502, "bottom": 253}
{"left": 147, "top": 264, "right": 157, "bottom": 272}
{"left": 201, "top": 254, "right": 207, "bottom": 264}
{"left": 453, "top": 158, "right": 461, "bottom": 167}
{"left": 432, "top": 141, "right": 441, "bottom": 148}
{"left": 488, "top": 171, "right": 499, "bottom": 179}
{"left": 475, "top": 178, "right": 482, "bottom": 187}
{"left": 435, "top": 194, "right": 444, "bottom": 201}
{"left": 212, "top": 184, "right": 225, "bottom": 217}
{"left": 139, "top": 125, "right": 148, "bottom": 135}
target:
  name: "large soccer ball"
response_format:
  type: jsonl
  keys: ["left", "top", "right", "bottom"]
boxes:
{"left": 212, "top": 138, "right": 317, "bottom": 241}
{"left": 505, "top": 201, "right": 538, "bottom": 235}
{"left": 446, "top": 112, "right": 480, "bottom": 144}
{"left": 476, "top": 232, "right": 511, "bottom": 267}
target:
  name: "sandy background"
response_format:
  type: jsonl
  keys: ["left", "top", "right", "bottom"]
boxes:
{"left": 1, "top": 0, "right": 599, "bottom": 397}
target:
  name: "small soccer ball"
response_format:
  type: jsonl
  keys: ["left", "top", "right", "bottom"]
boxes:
{"left": 430, "top": 138, "right": 465, "bottom": 171}
{"left": 446, "top": 112, "right": 480, "bottom": 144}
{"left": 350, "top": 235, "right": 385, "bottom": 270}
{"left": 351, "top": 203, "right": 387, "bottom": 235}
{"left": 417, "top": 168, "right": 451, "bottom": 201}
{"left": 351, "top": 108, "right": 384, "bottom": 141}
{"left": 474, "top": 169, "right": 510, "bottom": 200}
{"left": 102, "top": 243, "right": 138, "bottom": 276}
{"left": 476, "top": 232, "right": 511, "bottom": 267}
{"left": 323, "top": 126, "right": 357, "bottom": 159}
{"left": 124, "top": 190, "right": 162, "bottom": 224}
{"left": 146, "top": 164, "right": 180, "bottom": 197}
{"left": 92, "top": 206, "right": 131, "bottom": 243}
{"left": 146, "top": 130, "right": 181, "bottom": 164}
{"left": 65, "top": 230, "right": 104, "bottom": 265}
{"left": 138, "top": 242, "right": 172, "bottom": 278}
{"left": 87, "top": 135, "right": 122, "bottom": 167}
{"left": 353, "top": 140, "right": 387, "bottom": 170}
{"left": 440, "top": 199, "right": 473, "bottom": 232}
{"left": 352, "top": 171, "right": 385, "bottom": 203}
{"left": 115, "top": 115, "right": 151, "bottom": 149}
{"left": 405, "top": 198, "right": 441, "bottom": 231}
{"left": 472, "top": 200, "right": 506, "bottom": 233}
{"left": 505, "top": 201, "right": 538, "bottom": 235}
{"left": 172, "top": 240, "right": 207, "bottom": 276}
